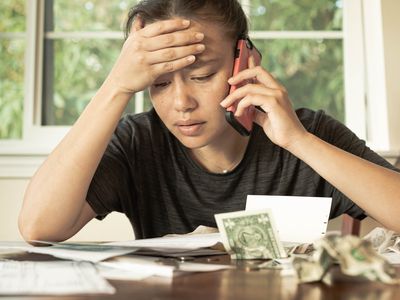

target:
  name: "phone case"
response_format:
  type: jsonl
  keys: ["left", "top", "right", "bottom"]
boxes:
{"left": 225, "top": 38, "right": 262, "bottom": 136}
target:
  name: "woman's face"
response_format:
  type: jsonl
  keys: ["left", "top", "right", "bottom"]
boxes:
{"left": 149, "top": 19, "right": 237, "bottom": 149}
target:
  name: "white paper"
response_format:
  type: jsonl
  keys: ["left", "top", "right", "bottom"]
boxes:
{"left": 0, "top": 233, "right": 223, "bottom": 263}
{"left": 177, "top": 262, "right": 233, "bottom": 272}
{"left": 99, "top": 256, "right": 176, "bottom": 278}
{"left": 0, "top": 241, "right": 135, "bottom": 263}
{"left": 0, "top": 260, "right": 115, "bottom": 295}
{"left": 97, "top": 264, "right": 155, "bottom": 281}
{"left": 246, "top": 195, "right": 332, "bottom": 243}
{"left": 106, "top": 232, "right": 222, "bottom": 250}
{"left": 382, "top": 252, "right": 400, "bottom": 265}
{"left": 98, "top": 255, "right": 233, "bottom": 279}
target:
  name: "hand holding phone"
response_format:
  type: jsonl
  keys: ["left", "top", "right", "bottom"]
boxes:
{"left": 225, "top": 38, "right": 262, "bottom": 136}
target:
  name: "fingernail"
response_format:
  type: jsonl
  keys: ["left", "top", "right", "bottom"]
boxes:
{"left": 196, "top": 44, "right": 205, "bottom": 51}
{"left": 195, "top": 33, "right": 204, "bottom": 41}
{"left": 182, "top": 20, "right": 190, "bottom": 26}
{"left": 228, "top": 77, "right": 234, "bottom": 83}
{"left": 187, "top": 55, "right": 195, "bottom": 62}
{"left": 220, "top": 99, "right": 227, "bottom": 106}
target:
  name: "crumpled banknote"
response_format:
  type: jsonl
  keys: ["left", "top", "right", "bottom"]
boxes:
{"left": 292, "top": 233, "right": 399, "bottom": 284}
{"left": 363, "top": 227, "right": 400, "bottom": 254}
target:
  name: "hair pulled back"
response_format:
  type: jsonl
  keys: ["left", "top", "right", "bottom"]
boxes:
{"left": 125, "top": 0, "right": 248, "bottom": 41}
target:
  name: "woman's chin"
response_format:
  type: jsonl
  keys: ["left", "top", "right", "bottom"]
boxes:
{"left": 176, "top": 135, "right": 210, "bottom": 149}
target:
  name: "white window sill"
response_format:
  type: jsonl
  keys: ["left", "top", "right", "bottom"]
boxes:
{"left": 0, "top": 155, "right": 46, "bottom": 179}
{"left": 0, "top": 141, "right": 55, "bottom": 178}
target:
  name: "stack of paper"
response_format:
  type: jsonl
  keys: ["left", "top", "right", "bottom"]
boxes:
{"left": 0, "top": 233, "right": 224, "bottom": 263}
{"left": 0, "top": 260, "right": 115, "bottom": 295}
{"left": 99, "top": 255, "right": 232, "bottom": 279}
{"left": 0, "top": 232, "right": 231, "bottom": 295}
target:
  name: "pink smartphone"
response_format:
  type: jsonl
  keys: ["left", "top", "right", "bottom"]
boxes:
{"left": 225, "top": 38, "right": 262, "bottom": 136}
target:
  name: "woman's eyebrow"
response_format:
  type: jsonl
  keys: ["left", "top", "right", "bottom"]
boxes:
{"left": 186, "top": 58, "right": 220, "bottom": 70}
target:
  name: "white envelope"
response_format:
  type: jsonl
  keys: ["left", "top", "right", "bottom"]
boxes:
{"left": 246, "top": 195, "right": 332, "bottom": 244}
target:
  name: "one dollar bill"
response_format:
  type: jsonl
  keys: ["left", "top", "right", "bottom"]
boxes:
{"left": 215, "top": 209, "right": 287, "bottom": 260}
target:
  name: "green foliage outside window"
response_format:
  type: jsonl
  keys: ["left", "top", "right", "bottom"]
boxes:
{"left": 255, "top": 39, "right": 344, "bottom": 122}
{"left": 250, "top": 0, "right": 344, "bottom": 121}
{"left": 249, "top": 0, "right": 342, "bottom": 31}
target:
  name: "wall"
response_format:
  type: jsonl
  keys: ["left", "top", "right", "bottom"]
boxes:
{"left": 381, "top": 0, "right": 400, "bottom": 151}
{"left": 363, "top": 0, "right": 400, "bottom": 151}
{"left": 0, "top": 179, "right": 133, "bottom": 241}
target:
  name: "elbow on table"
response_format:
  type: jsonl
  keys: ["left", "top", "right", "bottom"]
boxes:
{"left": 18, "top": 213, "right": 67, "bottom": 246}
{"left": 18, "top": 216, "right": 43, "bottom": 246}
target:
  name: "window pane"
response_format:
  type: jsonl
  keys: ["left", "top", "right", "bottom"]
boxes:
{"left": 249, "top": 0, "right": 343, "bottom": 31}
{"left": 0, "top": 39, "right": 25, "bottom": 139}
{"left": 143, "top": 89, "right": 152, "bottom": 112}
{"left": 254, "top": 39, "right": 344, "bottom": 121}
{"left": 52, "top": 0, "right": 139, "bottom": 32}
{"left": 0, "top": 0, "right": 26, "bottom": 32}
{"left": 42, "top": 38, "right": 136, "bottom": 125}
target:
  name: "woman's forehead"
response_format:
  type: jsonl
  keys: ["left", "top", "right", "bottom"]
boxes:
{"left": 189, "top": 19, "right": 235, "bottom": 58}
{"left": 189, "top": 18, "right": 232, "bottom": 41}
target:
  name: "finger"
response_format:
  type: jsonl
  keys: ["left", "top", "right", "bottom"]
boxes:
{"left": 151, "top": 55, "right": 197, "bottom": 76}
{"left": 235, "top": 94, "right": 276, "bottom": 117}
{"left": 141, "top": 18, "right": 191, "bottom": 38}
{"left": 147, "top": 44, "right": 205, "bottom": 65}
{"left": 143, "top": 30, "right": 204, "bottom": 51}
{"left": 228, "top": 66, "right": 282, "bottom": 89}
{"left": 235, "top": 92, "right": 293, "bottom": 120}
{"left": 220, "top": 84, "right": 281, "bottom": 108}
{"left": 248, "top": 55, "right": 256, "bottom": 68}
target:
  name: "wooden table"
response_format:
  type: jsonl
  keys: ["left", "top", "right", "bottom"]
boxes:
{"left": 1, "top": 251, "right": 400, "bottom": 299}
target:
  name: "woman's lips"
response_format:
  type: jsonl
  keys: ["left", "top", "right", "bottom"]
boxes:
{"left": 175, "top": 121, "right": 206, "bottom": 136}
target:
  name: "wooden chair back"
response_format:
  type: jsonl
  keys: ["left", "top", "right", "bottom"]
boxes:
{"left": 341, "top": 214, "right": 361, "bottom": 236}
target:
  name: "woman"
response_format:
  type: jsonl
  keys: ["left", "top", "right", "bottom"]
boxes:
{"left": 19, "top": 0, "right": 400, "bottom": 242}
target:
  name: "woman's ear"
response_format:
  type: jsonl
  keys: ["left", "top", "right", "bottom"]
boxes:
{"left": 131, "top": 14, "right": 144, "bottom": 33}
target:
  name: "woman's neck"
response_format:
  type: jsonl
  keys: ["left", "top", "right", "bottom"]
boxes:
{"left": 189, "top": 132, "right": 250, "bottom": 174}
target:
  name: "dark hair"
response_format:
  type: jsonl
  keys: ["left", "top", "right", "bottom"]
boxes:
{"left": 125, "top": 0, "right": 248, "bottom": 41}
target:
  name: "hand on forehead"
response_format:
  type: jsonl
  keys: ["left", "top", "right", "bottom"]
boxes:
{"left": 135, "top": 16, "right": 231, "bottom": 54}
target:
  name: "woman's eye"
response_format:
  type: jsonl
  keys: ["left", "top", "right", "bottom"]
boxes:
{"left": 192, "top": 73, "right": 215, "bottom": 82}
{"left": 153, "top": 81, "right": 170, "bottom": 88}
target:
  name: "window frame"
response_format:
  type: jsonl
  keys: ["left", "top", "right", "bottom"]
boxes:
{"left": 0, "top": 0, "right": 398, "bottom": 177}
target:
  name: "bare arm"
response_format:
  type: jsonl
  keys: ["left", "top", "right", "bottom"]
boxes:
{"left": 288, "top": 133, "right": 400, "bottom": 231}
{"left": 19, "top": 83, "right": 132, "bottom": 243}
{"left": 19, "top": 18, "right": 205, "bottom": 243}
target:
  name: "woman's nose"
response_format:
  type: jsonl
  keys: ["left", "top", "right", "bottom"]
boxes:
{"left": 173, "top": 83, "right": 198, "bottom": 113}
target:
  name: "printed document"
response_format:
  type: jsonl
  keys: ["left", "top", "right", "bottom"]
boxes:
{"left": 0, "top": 260, "right": 115, "bottom": 295}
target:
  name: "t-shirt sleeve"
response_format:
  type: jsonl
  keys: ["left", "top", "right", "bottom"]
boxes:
{"left": 301, "top": 109, "right": 399, "bottom": 220}
{"left": 86, "top": 119, "right": 135, "bottom": 220}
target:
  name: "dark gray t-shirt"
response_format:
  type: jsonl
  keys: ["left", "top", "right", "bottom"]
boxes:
{"left": 87, "top": 108, "right": 398, "bottom": 239}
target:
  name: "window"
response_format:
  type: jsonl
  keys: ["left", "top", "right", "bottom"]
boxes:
{"left": 0, "top": 0, "right": 26, "bottom": 139}
{"left": 248, "top": 0, "right": 344, "bottom": 122}
{"left": 40, "top": 0, "right": 344, "bottom": 126}
{"left": 0, "top": 0, "right": 345, "bottom": 145}
{"left": 41, "top": 0, "right": 152, "bottom": 126}
{"left": 0, "top": 0, "right": 399, "bottom": 163}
